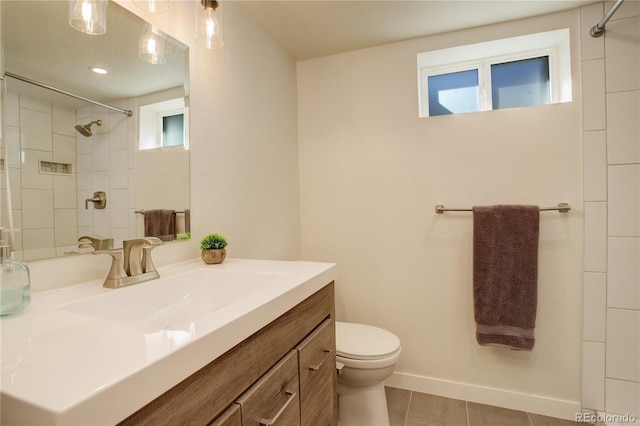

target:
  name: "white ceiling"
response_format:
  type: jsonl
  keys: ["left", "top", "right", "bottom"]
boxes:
{"left": 236, "top": 0, "right": 598, "bottom": 61}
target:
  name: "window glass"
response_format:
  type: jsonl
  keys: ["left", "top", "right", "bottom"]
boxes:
{"left": 491, "top": 56, "right": 549, "bottom": 110}
{"left": 427, "top": 69, "right": 479, "bottom": 116}
{"left": 162, "top": 114, "right": 184, "bottom": 147}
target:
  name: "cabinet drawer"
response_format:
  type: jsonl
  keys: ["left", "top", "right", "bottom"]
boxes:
{"left": 209, "top": 404, "right": 241, "bottom": 426}
{"left": 236, "top": 350, "right": 300, "bottom": 426}
{"left": 297, "top": 318, "right": 335, "bottom": 426}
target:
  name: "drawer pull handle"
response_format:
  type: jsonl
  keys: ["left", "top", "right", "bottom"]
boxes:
{"left": 259, "top": 390, "right": 297, "bottom": 426}
{"left": 309, "top": 349, "right": 331, "bottom": 371}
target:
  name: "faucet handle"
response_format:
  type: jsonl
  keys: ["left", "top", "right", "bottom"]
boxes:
{"left": 141, "top": 238, "right": 163, "bottom": 274}
{"left": 79, "top": 235, "right": 114, "bottom": 251}
{"left": 143, "top": 237, "right": 163, "bottom": 246}
{"left": 92, "top": 249, "right": 128, "bottom": 285}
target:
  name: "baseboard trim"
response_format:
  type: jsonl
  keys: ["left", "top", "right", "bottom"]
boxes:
{"left": 385, "top": 372, "right": 581, "bottom": 421}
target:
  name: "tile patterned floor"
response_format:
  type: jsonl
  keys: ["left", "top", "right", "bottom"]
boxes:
{"left": 385, "top": 387, "right": 591, "bottom": 426}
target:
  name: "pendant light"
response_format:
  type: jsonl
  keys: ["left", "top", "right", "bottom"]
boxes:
{"left": 134, "top": 0, "right": 169, "bottom": 14}
{"left": 69, "top": 0, "right": 107, "bottom": 35}
{"left": 196, "top": 0, "right": 224, "bottom": 49}
{"left": 139, "top": 24, "right": 167, "bottom": 64}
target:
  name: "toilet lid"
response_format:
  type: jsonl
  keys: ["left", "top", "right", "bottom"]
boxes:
{"left": 336, "top": 322, "right": 401, "bottom": 360}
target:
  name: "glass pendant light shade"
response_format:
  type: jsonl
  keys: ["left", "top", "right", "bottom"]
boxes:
{"left": 134, "top": 0, "right": 169, "bottom": 14}
{"left": 69, "top": 0, "right": 107, "bottom": 35}
{"left": 139, "top": 25, "right": 167, "bottom": 64}
{"left": 196, "top": 0, "right": 224, "bottom": 49}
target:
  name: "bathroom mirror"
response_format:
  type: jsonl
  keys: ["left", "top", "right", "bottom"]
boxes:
{"left": 1, "top": 0, "right": 190, "bottom": 261}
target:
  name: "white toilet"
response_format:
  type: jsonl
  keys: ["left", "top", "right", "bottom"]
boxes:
{"left": 335, "top": 321, "right": 401, "bottom": 426}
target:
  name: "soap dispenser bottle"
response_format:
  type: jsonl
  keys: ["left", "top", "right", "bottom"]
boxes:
{"left": 0, "top": 241, "right": 31, "bottom": 316}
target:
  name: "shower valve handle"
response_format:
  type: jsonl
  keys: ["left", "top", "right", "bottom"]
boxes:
{"left": 85, "top": 191, "right": 107, "bottom": 209}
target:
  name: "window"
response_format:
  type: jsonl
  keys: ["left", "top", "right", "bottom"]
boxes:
{"left": 161, "top": 113, "right": 185, "bottom": 147}
{"left": 428, "top": 69, "right": 479, "bottom": 115}
{"left": 417, "top": 29, "right": 571, "bottom": 117}
{"left": 139, "top": 97, "right": 189, "bottom": 150}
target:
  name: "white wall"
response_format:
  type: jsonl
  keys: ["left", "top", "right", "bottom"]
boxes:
{"left": 581, "top": 1, "right": 640, "bottom": 418}
{"left": 298, "top": 9, "right": 584, "bottom": 418}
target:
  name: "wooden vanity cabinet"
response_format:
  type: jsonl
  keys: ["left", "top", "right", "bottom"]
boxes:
{"left": 119, "top": 283, "right": 335, "bottom": 426}
{"left": 210, "top": 405, "right": 241, "bottom": 426}
{"left": 297, "top": 318, "right": 335, "bottom": 426}
{"left": 235, "top": 350, "right": 300, "bottom": 426}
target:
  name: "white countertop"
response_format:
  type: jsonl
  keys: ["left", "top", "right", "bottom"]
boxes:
{"left": 0, "top": 258, "right": 337, "bottom": 425}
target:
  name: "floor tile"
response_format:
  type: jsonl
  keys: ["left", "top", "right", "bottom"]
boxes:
{"left": 467, "top": 402, "right": 530, "bottom": 426}
{"left": 407, "top": 392, "right": 468, "bottom": 426}
{"left": 386, "top": 386, "right": 411, "bottom": 426}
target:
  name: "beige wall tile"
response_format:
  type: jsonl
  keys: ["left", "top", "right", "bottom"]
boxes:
{"left": 582, "top": 341, "right": 605, "bottom": 411}
{"left": 606, "top": 379, "right": 640, "bottom": 418}
{"left": 584, "top": 130, "right": 608, "bottom": 201}
{"left": 53, "top": 175, "right": 77, "bottom": 209}
{"left": 605, "top": 16, "right": 640, "bottom": 92}
{"left": 52, "top": 104, "right": 77, "bottom": 137}
{"left": 54, "top": 209, "right": 78, "bottom": 246}
{"left": 584, "top": 272, "right": 607, "bottom": 341}
{"left": 581, "top": 3, "right": 605, "bottom": 61}
{"left": 582, "top": 60, "right": 607, "bottom": 131}
{"left": 20, "top": 149, "right": 53, "bottom": 190}
{"left": 22, "top": 228, "right": 55, "bottom": 261}
{"left": 607, "top": 90, "right": 640, "bottom": 164}
{"left": 21, "top": 189, "right": 54, "bottom": 229}
{"left": 608, "top": 164, "right": 640, "bottom": 237}
{"left": 607, "top": 237, "right": 640, "bottom": 310}
{"left": 606, "top": 308, "right": 640, "bottom": 381}
{"left": 585, "top": 201, "right": 608, "bottom": 271}
{"left": 20, "top": 108, "right": 52, "bottom": 152}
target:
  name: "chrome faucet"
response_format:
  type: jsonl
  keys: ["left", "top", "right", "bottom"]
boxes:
{"left": 93, "top": 237, "right": 163, "bottom": 288}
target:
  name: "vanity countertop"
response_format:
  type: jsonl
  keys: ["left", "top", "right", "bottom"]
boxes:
{"left": 0, "top": 258, "right": 337, "bottom": 425}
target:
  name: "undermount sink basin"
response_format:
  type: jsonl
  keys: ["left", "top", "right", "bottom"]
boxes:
{"left": 60, "top": 268, "right": 289, "bottom": 330}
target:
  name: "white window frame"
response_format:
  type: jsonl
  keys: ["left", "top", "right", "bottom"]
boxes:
{"left": 139, "top": 97, "right": 189, "bottom": 150}
{"left": 417, "top": 29, "right": 571, "bottom": 118}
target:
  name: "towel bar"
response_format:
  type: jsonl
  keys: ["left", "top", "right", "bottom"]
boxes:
{"left": 135, "top": 209, "right": 186, "bottom": 215}
{"left": 435, "top": 203, "right": 571, "bottom": 214}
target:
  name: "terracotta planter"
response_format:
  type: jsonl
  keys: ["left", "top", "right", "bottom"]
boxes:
{"left": 201, "top": 248, "right": 226, "bottom": 264}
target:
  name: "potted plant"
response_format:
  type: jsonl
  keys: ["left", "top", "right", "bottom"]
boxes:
{"left": 200, "top": 233, "right": 228, "bottom": 264}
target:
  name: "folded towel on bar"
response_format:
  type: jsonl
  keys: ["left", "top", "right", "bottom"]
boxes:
{"left": 144, "top": 209, "right": 176, "bottom": 242}
{"left": 472, "top": 205, "right": 540, "bottom": 351}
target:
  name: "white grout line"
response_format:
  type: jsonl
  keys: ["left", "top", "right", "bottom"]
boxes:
{"left": 404, "top": 391, "right": 413, "bottom": 426}
{"left": 527, "top": 411, "right": 534, "bottom": 426}
{"left": 466, "top": 400, "right": 471, "bottom": 426}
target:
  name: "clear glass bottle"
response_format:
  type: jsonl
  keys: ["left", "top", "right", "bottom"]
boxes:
{"left": 0, "top": 243, "right": 31, "bottom": 316}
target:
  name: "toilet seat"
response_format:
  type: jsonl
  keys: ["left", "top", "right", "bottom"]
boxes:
{"left": 336, "top": 322, "right": 401, "bottom": 361}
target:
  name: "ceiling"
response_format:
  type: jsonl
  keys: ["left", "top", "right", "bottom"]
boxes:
{"left": 2, "top": 0, "right": 598, "bottom": 106}
{"left": 236, "top": 0, "right": 597, "bottom": 61}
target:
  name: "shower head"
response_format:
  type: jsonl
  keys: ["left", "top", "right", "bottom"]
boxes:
{"left": 74, "top": 120, "right": 102, "bottom": 137}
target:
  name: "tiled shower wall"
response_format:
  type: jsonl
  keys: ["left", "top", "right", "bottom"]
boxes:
{"left": 581, "top": 1, "right": 640, "bottom": 418}
{"left": 3, "top": 92, "right": 78, "bottom": 260}
{"left": 76, "top": 100, "right": 136, "bottom": 248}
{"left": 1, "top": 92, "right": 135, "bottom": 260}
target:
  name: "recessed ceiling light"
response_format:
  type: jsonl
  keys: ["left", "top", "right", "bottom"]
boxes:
{"left": 89, "top": 66, "right": 108, "bottom": 75}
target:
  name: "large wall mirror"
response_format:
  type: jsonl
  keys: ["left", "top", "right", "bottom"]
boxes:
{"left": 1, "top": 1, "right": 190, "bottom": 262}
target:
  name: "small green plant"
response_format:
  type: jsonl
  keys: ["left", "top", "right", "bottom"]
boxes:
{"left": 200, "top": 233, "right": 228, "bottom": 250}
